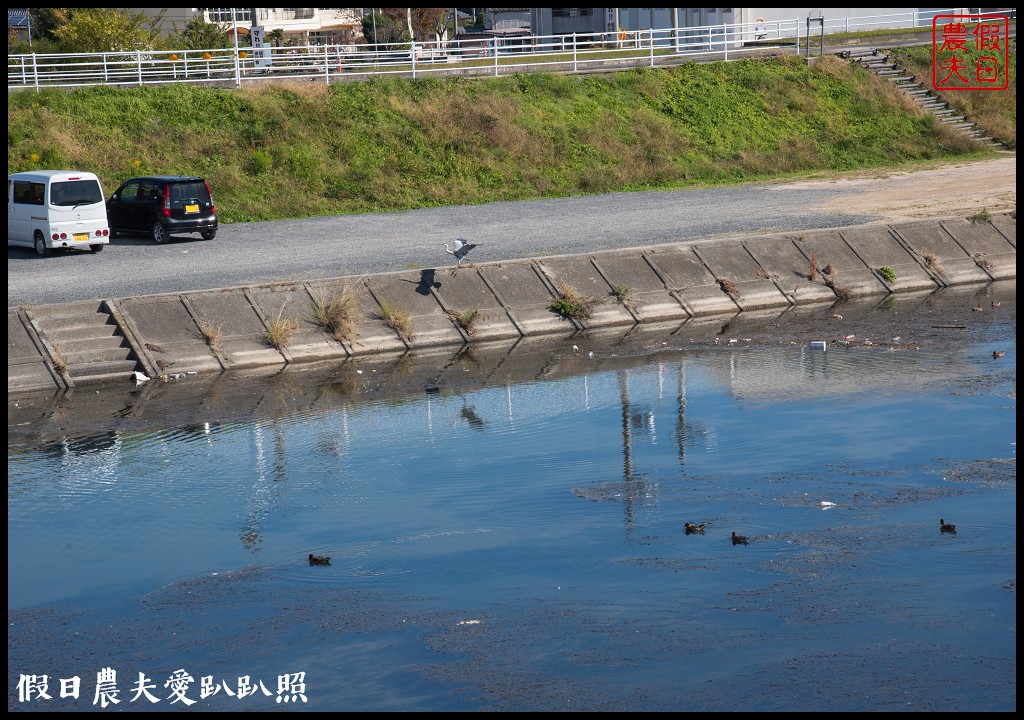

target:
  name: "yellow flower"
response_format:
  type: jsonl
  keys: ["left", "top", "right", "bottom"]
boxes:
{"left": 30, "top": 153, "right": 40, "bottom": 162}
{"left": 133, "top": 160, "right": 142, "bottom": 168}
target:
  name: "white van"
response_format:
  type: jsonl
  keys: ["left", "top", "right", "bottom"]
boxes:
{"left": 8, "top": 170, "right": 110, "bottom": 255}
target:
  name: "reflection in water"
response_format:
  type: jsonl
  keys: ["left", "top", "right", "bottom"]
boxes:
{"left": 459, "top": 403, "right": 487, "bottom": 431}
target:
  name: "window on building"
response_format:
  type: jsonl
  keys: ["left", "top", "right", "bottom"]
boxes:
{"left": 205, "top": 8, "right": 255, "bottom": 24}
{"left": 552, "top": 9, "right": 594, "bottom": 18}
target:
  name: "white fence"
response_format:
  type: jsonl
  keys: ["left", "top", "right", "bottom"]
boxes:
{"left": 7, "top": 9, "right": 1013, "bottom": 91}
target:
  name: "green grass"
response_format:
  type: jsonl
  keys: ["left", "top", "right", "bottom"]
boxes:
{"left": 7, "top": 46, "right": 1014, "bottom": 224}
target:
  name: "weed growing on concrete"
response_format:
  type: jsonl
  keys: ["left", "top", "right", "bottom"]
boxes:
{"left": 50, "top": 342, "right": 68, "bottom": 375}
{"left": 311, "top": 284, "right": 360, "bottom": 343}
{"left": 264, "top": 305, "right": 299, "bottom": 350}
{"left": 820, "top": 263, "right": 852, "bottom": 299}
{"left": 878, "top": 265, "right": 897, "bottom": 284}
{"left": 609, "top": 284, "right": 636, "bottom": 311}
{"left": 753, "top": 266, "right": 777, "bottom": 281}
{"left": 967, "top": 208, "right": 992, "bottom": 224}
{"left": 378, "top": 301, "right": 413, "bottom": 341}
{"left": 809, "top": 252, "right": 819, "bottom": 282}
{"left": 196, "top": 319, "right": 222, "bottom": 354}
{"left": 718, "top": 278, "right": 740, "bottom": 302}
{"left": 549, "top": 281, "right": 599, "bottom": 321}
{"left": 448, "top": 308, "right": 479, "bottom": 335}
{"left": 973, "top": 253, "right": 994, "bottom": 270}
{"left": 923, "top": 252, "right": 947, "bottom": 279}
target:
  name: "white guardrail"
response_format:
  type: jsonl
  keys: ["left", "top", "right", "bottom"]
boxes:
{"left": 7, "top": 10, "right": 1013, "bottom": 91}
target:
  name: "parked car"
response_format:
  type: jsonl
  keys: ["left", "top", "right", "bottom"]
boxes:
{"left": 106, "top": 175, "right": 217, "bottom": 243}
{"left": 8, "top": 170, "right": 110, "bottom": 255}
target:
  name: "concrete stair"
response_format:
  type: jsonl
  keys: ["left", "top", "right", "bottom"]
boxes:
{"left": 842, "top": 48, "right": 1004, "bottom": 151}
{"left": 27, "top": 300, "right": 142, "bottom": 386}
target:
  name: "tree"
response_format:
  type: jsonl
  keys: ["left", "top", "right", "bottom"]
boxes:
{"left": 27, "top": 8, "right": 72, "bottom": 45}
{"left": 50, "top": 8, "right": 161, "bottom": 53}
{"left": 411, "top": 8, "right": 450, "bottom": 42}
{"left": 361, "top": 10, "right": 407, "bottom": 47}
{"left": 176, "top": 16, "right": 231, "bottom": 51}
{"left": 268, "top": 28, "right": 286, "bottom": 48}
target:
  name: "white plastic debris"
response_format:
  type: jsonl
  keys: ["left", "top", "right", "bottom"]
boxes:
{"left": 132, "top": 371, "right": 151, "bottom": 385}
{"left": 458, "top": 619, "right": 481, "bottom": 625}
{"left": 810, "top": 341, "right": 827, "bottom": 351}
{"left": 820, "top": 501, "right": 836, "bottom": 507}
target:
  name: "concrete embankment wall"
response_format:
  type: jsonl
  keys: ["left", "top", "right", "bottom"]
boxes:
{"left": 8, "top": 213, "right": 1016, "bottom": 395}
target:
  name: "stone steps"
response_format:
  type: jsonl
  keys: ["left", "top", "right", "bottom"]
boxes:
{"left": 27, "top": 302, "right": 142, "bottom": 386}
{"left": 842, "top": 48, "right": 1005, "bottom": 150}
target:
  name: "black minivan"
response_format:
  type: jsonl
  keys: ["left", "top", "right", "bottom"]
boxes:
{"left": 107, "top": 175, "right": 217, "bottom": 243}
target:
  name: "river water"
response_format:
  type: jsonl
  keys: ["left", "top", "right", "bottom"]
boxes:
{"left": 8, "top": 282, "right": 1016, "bottom": 711}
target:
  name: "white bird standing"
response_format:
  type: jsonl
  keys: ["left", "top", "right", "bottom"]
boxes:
{"left": 443, "top": 239, "right": 478, "bottom": 269}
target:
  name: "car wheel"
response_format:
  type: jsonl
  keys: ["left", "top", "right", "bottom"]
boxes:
{"left": 34, "top": 232, "right": 49, "bottom": 257}
{"left": 151, "top": 222, "right": 168, "bottom": 244}
{"left": 90, "top": 244, "right": 104, "bottom": 253}
{"left": 201, "top": 229, "right": 217, "bottom": 241}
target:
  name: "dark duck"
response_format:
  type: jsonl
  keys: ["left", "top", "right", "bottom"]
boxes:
{"left": 308, "top": 553, "right": 331, "bottom": 566}
{"left": 939, "top": 519, "right": 957, "bottom": 535}
{"left": 685, "top": 522, "right": 706, "bottom": 535}
{"left": 731, "top": 531, "right": 749, "bottom": 546}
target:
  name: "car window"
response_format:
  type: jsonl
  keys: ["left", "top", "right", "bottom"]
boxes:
{"left": 170, "top": 182, "right": 208, "bottom": 202}
{"left": 115, "top": 181, "right": 141, "bottom": 202}
{"left": 50, "top": 179, "right": 103, "bottom": 206}
{"left": 13, "top": 181, "right": 45, "bottom": 206}
{"left": 138, "top": 181, "right": 162, "bottom": 201}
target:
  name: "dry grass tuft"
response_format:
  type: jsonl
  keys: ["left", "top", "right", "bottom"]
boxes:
{"left": 311, "top": 284, "right": 360, "bottom": 343}
{"left": 718, "top": 278, "right": 740, "bottom": 302}
{"left": 809, "top": 252, "right": 819, "bottom": 282}
{"left": 923, "top": 252, "right": 947, "bottom": 279}
{"left": 263, "top": 305, "right": 299, "bottom": 350}
{"left": 50, "top": 342, "right": 68, "bottom": 374}
{"left": 196, "top": 318, "right": 222, "bottom": 353}
{"left": 377, "top": 301, "right": 413, "bottom": 341}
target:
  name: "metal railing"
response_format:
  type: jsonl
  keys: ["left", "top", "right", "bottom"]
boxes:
{"left": 7, "top": 9, "right": 1012, "bottom": 91}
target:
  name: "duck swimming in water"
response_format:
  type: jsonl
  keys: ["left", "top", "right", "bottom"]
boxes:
{"left": 308, "top": 553, "right": 331, "bottom": 566}
{"left": 939, "top": 519, "right": 957, "bottom": 535}
{"left": 685, "top": 522, "right": 706, "bottom": 535}
{"left": 731, "top": 531, "right": 749, "bottom": 546}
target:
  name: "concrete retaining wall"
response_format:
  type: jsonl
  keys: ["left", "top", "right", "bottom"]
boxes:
{"left": 8, "top": 213, "right": 1015, "bottom": 394}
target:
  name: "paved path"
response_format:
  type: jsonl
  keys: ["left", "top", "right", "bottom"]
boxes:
{"left": 7, "top": 156, "right": 1015, "bottom": 308}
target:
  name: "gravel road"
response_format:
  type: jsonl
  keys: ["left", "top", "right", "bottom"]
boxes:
{"left": 7, "top": 156, "right": 1015, "bottom": 308}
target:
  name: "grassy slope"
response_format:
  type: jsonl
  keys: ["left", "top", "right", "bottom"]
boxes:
{"left": 7, "top": 51, "right": 1013, "bottom": 224}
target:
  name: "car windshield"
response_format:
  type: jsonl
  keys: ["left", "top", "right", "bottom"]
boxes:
{"left": 51, "top": 179, "right": 103, "bottom": 207}
{"left": 169, "top": 182, "right": 208, "bottom": 202}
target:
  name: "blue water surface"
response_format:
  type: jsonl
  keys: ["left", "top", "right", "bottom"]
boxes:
{"left": 7, "top": 293, "right": 1017, "bottom": 711}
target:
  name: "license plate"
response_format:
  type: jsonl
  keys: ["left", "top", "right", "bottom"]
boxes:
{"left": 185, "top": 204, "right": 199, "bottom": 214}
{"left": 73, "top": 233, "right": 89, "bottom": 242}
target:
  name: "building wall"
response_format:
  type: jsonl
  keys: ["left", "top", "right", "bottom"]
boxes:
{"left": 131, "top": 8, "right": 366, "bottom": 45}
{"left": 530, "top": 7, "right": 964, "bottom": 37}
